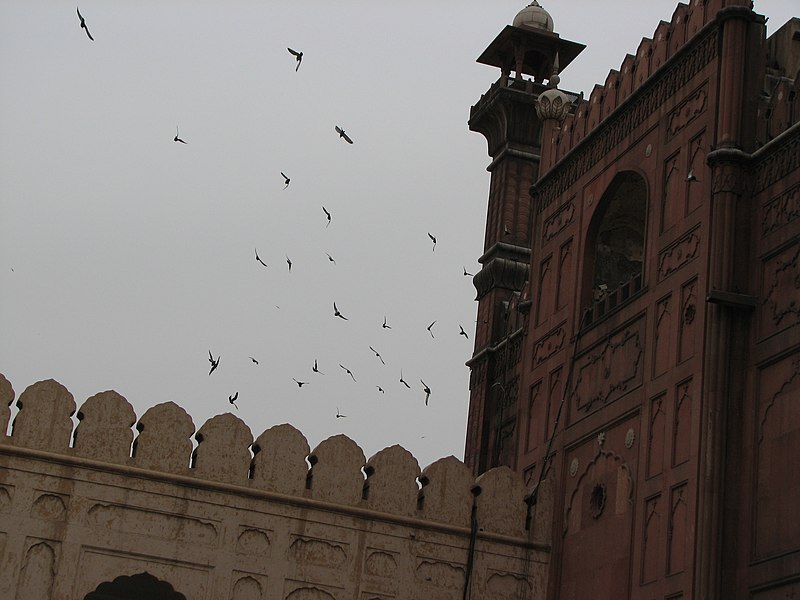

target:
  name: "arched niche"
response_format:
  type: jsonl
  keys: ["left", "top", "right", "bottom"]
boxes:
{"left": 582, "top": 171, "right": 648, "bottom": 312}
{"left": 83, "top": 572, "right": 187, "bottom": 600}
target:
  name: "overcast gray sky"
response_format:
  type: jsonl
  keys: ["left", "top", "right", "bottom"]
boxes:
{"left": 1, "top": 1, "right": 795, "bottom": 470}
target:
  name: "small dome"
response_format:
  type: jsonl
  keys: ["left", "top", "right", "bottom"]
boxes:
{"left": 513, "top": 1, "right": 554, "bottom": 32}
{"left": 536, "top": 88, "right": 571, "bottom": 122}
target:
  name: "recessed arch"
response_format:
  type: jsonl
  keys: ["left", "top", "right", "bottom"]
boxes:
{"left": 582, "top": 171, "right": 648, "bottom": 313}
{"left": 83, "top": 572, "right": 187, "bottom": 600}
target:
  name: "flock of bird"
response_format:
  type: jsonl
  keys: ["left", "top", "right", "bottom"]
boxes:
{"left": 73, "top": 7, "right": 477, "bottom": 420}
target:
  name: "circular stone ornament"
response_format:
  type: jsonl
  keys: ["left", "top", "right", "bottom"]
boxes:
{"left": 625, "top": 428, "right": 636, "bottom": 448}
{"left": 570, "top": 458, "right": 579, "bottom": 477}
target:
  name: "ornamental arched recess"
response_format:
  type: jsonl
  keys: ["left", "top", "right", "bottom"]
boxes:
{"left": 581, "top": 171, "right": 648, "bottom": 312}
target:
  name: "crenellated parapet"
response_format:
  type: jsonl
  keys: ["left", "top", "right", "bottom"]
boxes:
{"left": 0, "top": 374, "right": 553, "bottom": 599}
{"left": 0, "top": 375, "right": 546, "bottom": 536}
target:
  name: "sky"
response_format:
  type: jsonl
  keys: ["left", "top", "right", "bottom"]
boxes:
{"left": 1, "top": 0, "right": 796, "bottom": 471}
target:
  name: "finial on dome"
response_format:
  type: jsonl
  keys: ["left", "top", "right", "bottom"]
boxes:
{"left": 513, "top": 1, "right": 555, "bottom": 32}
{"left": 536, "top": 53, "right": 570, "bottom": 122}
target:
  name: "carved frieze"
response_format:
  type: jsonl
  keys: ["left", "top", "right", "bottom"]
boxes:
{"left": 657, "top": 228, "right": 700, "bottom": 281}
{"left": 543, "top": 200, "right": 575, "bottom": 244}
{"left": 667, "top": 84, "right": 707, "bottom": 140}
{"left": 486, "top": 572, "right": 532, "bottom": 600}
{"left": 532, "top": 322, "right": 566, "bottom": 366}
{"left": 289, "top": 538, "right": 348, "bottom": 569}
{"left": 761, "top": 184, "right": 800, "bottom": 237}
{"left": 570, "top": 316, "right": 645, "bottom": 419}
{"left": 237, "top": 528, "right": 272, "bottom": 557}
{"left": 86, "top": 503, "right": 219, "bottom": 547}
{"left": 762, "top": 242, "right": 800, "bottom": 336}
{"left": 30, "top": 493, "right": 68, "bottom": 522}
{"left": 415, "top": 560, "right": 464, "bottom": 589}
{"left": 753, "top": 127, "right": 800, "bottom": 193}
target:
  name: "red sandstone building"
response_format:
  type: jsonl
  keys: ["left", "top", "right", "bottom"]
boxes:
{"left": 465, "top": 1, "right": 799, "bottom": 598}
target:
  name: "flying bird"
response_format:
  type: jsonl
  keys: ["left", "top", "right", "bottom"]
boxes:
{"left": 382, "top": 316, "right": 391, "bottom": 330}
{"left": 312, "top": 359, "right": 323, "bottom": 374}
{"left": 255, "top": 248, "right": 268, "bottom": 268}
{"left": 421, "top": 380, "right": 431, "bottom": 405}
{"left": 459, "top": 325, "right": 469, "bottom": 339}
{"left": 287, "top": 47, "right": 303, "bottom": 71}
{"left": 174, "top": 126, "right": 187, "bottom": 144}
{"left": 369, "top": 346, "right": 386, "bottom": 365}
{"left": 399, "top": 370, "right": 411, "bottom": 389}
{"left": 686, "top": 169, "right": 698, "bottom": 182}
{"left": 208, "top": 351, "right": 220, "bottom": 375}
{"left": 281, "top": 172, "right": 291, "bottom": 189}
{"left": 333, "top": 302, "right": 348, "bottom": 320}
{"left": 336, "top": 407, "right": 346, "bottom": 419}
{"left": 339, "top": 364, "right": 356, "bottom": 382}
{"left": 463, "top": 267, "right": 474, "bottom": 277}
{"left": 322, "top": 206, "right": 332, "bottom": 227}
{"left": 427, "top": 320, "right": 436, "bottom": 338}
{"left": 428, "top": 233, "right": 437, "bottom": 251}
{"left": 77, "top": 7, "right": 94, "bottom": 41}
{"left": 286, "top": 256, "right": 292, "bottom": 272}
{"left": 376, "top": 386, "right": 385, "bottom": 394}
{"left": 249, "top": 356, "right": 259, "bottom": 365}
{"left": 293, "top": 378, "right": 309, "bottom": 388}
{"left": 503, "top": 224, "right": 512, "bottom": 235}
{"left": 326, "top": 252, "right": 336, "bottom": 265}
{"left": 335, "top": 126, "right": 354, "bottom": 144}
{"left": 229, "top": 392, "right": 239, "bottom": 410}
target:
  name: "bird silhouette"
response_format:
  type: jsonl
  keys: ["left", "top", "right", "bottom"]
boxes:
{"left": 459, "top": 325, "right": 469, "bottom": 339}
{"left": 339, "top": 364, "right": 356, "bottom": 382}
{"left": 503, "top": 224, "right": 511, "bottom": 235}
{"left": 399, "top": 370, "right": 411, "bottom": 389}
{"left": 686, "top": 169, "right": 698, "bottom": 182}
{"left": 208, "top": 351, "right": 220, "bottom": 375}
{"left": 463, "top": 267, "right": 474, "bottom": 277}
{"left": 77, "top": 7, "right": 94, "bottom": 41}
{"left": 281, "top": 172, "right": 290, "bottom": 189}
{"left": 326, "top": 252, "right": 336, "bottom": 265}
{"left": 369, "top": 346, "right": 386, "bottom": 365}
{"left": 336, "top": 407, "right": 346, "bottom": 419}
{"left": 322, "top": 206, "right": 332, "bottom": 227}
{"left": 312, "top": 359, "right": 323, "bottom": 374}
{"left": 255, "top": 248, "right": 268, "bottom": 268}
{"left": 382, "top": 316, "right": 391, "bottom": 329}
{"left": 427, "top": 320, "right": 436, "bottom": 338}
{"left": 421, "top": 380, "right": 431, "bottom": 405}
{"left": 287, "top": 47, "right": 303, "bottom": 71}
{"left": 293, "top": 378, "right": 309, "bottom": 388}
{"left": 428, "top": 233, "right": 437, "bottom": 251}
{"left": 229, "top": 392, "right": 239, "bottom": 410}
{"left": 249, "top": 356, "right": 259, "bottom": 365}
{"left": 286, "top": 256, "right": 292, "bottom": 272}
{"left": 333, "top": 302, "right": 348, "bottom": 320}
{"left": 376, "top": 386, "right": 385, "bottom": 394}
{"left": 173, "top": 126, "right": 187, "bottom": 144}
{"left": 335, "top": 126, "right": 354, "bottom": 144}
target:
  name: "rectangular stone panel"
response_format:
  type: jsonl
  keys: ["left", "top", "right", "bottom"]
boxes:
{"left": 646, "top": 393, "right": 667, "bottom": 479}
{"left": 653, "top": 294, "right": 673, "bottom": 378}
{"left": 678, "top": 278, "right": 697, "bottom": 363}
{"left": 672, "top": 379, "right": 692, "bottom": 467}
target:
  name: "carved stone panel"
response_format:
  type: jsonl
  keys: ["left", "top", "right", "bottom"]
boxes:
{"left": 86, "top": 503, "right": 219, "bottom": 547}
{"left": 667, "top": 483, "right": 688, "bottom": 575}
{"left": 761, "top": 242, "right": 800, "bottom": 339}
{"left": 678, "top": 278, "right": 698, "bottom": 363}
{"left": 532, "top": 323, "right": 566, "bottom": 368}
{"left": 526, "top": 382, "right": 544, "bottom": 453}
{"left": 641, "top": 495, "right": 662, "bottom": 584}
{"left": 687, "top": 131, "right": 706, "bottom": 215}
{"left": 231, "top": 574, "right": 266, "bottom": 600}
{"left": 667, "top": 84, "right": 707, "bottom": 141}
{"left": 653, "top": 295, "right": 673, "bottom": 378}
{"left": 536, "top": 256, "right": 555, "bottom": 326}
{"left": 662, "top": 151, "right": 682, "bottom": 233}
{"left": 543, "top": 200, "right": 575, "bottom": 244}
{"left": 761, "top": 184, "right": 799, "bottom": 238}
{"left": 16, "top": 540, "right": 58, "bottom": 600}
{"left": 658, "top": 228, "right": 700, "bottom": 281}
{"left": 647, "top": 394, "right": 666, "bottom": 479}
{"left": 755, "top": 354, "right": 800, "bottom": 559}
{"left": 557, "top": 239, "right": 574, "bottom": 310}
{"left": 570, "top": 316, "right": 645, "bottom": 421}
{"left": 30, "top": 493, "right": 68, "bottom": 522}
{"left": 672, "top": 380, "right": 692, "bottom": 467}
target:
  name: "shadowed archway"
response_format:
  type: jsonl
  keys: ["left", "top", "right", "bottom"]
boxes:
{"left": 83, "top": 572, "right": 187, "bottom": 600}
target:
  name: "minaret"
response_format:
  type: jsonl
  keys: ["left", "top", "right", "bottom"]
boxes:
{"left": 465, "top": 1, "right": 584, "bottom": 474}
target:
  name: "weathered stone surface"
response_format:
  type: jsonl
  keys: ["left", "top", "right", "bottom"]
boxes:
{"left": 474, "top": 466, "right": 527, "bottom": 537}
{"left": 250, "top": 423, "right": 309, "bottom": 496}
{"left": 192, "top": 413, "right": 253, "bottom": 485}
{"left": 73, "top": 390, "right": 136, "bottom": 464}
{"left": 11, "top": 379, "right": 75, "bottom": 452}
{"left": 418, "top": 456, "right": 473, "bottom": 527}
{"left": 307, "top": 434, "right": 365, "bottom": 506}
{"left": 0, "top": 373, "right": 13, "bottom": 440}
{"left": 133, "top": 401, "right": 195, "bottom": 474}
{"left": 364, "top": 444, "right": 420, "bottom": 517}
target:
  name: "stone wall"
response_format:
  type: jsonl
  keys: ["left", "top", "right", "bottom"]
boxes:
{"left": 0, "top": 374, "right": 552, "bottom": 600}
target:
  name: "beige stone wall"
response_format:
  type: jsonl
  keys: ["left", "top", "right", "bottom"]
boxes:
{"left": 0, "top": 374, "right": 551, "bottom": 600}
